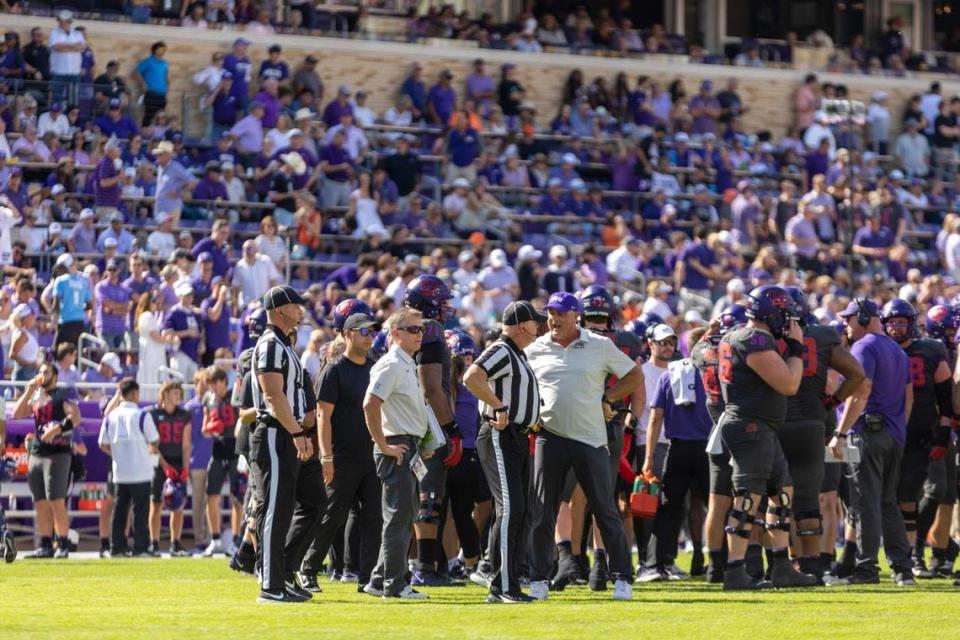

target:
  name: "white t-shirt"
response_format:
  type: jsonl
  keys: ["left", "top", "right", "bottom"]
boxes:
{"left": 98, "top": 402, "right": 159, "bottom": 484}
{"left": 0, "top": 205, "right": 21, "bottom": 267}
{"left": 639, "top": 361, "right": 669, "bottom": 445}
{"left": 232, "top": 255, "right": 281, "bottom": 307}
{"left": 367, "top": 346, "right": 428, "bottom": 438}
{"left": 525, "top": 328, "right": 637, "bottom": 448}
{"left": 641, "top": 297, "right": 674, "bottom": 321}
{"left": 37, "top": 112, "right": 71, "bottom": 138}
{"left": 48, "top": 27, "right": 85, "bottom": 75}
{"left": 146, "top": 230, "right": 175, "bottom": 257}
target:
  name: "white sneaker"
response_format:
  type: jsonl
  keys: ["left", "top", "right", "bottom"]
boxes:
{"left": 635, "top": 567, "right": 665, "bottom": 583}
{"left": 529, "top": 580, "right": 549, "bottom": 601}
{"left": 202, "top": 539, "right": 224, "bottom": 557}
{"left": 224, "top": 542, "right": 238, "bottom": 557}
{"left": 395, "top": 585, "right": 428, "bottom": 600}
{"left": 665, "top": 564, "right": 690, "bottom": 581}
{"left": 340, "top": 570, "right": 359, "bottom": 583}
{"left": 612, "top": 579, "right": 633, "bottom": 601}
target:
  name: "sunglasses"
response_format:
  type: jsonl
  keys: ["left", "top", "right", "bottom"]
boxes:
{"left": 398, "top": 325, "right": 424, "bottom": 335}
{"left": 350, "top": 327, "right": 377, "bottom": 337}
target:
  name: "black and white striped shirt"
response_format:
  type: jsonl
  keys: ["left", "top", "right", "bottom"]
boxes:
{"left": 474, "top": 336, "right": 540, "bottom": 430}
{"left": 251, "top": 325, "right": 308, "bottom": 425}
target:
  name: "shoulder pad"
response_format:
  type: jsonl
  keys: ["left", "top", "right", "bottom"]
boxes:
{"left": 421, "top": 319, "right": 446, "bottom": 346}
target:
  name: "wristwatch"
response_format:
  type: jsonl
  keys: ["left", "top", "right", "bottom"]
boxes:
{"left": 833, "top": 430, "right": 848, "bottom": 439}
{"left": 494, "top": 406, "right": 508, "bottom": 415}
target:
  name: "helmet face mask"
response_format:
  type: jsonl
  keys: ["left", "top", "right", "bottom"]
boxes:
{"left": 718, "top": 303, "right": 748, "bottom": 335}
{"left": 745, "top": 285, "right": 792, "bottom": 339}
{"left": 404, "top": 275, "right": 452, "bottom": 321}
{"left": 881, "top": 298, "right": 918, "bottom": 344}
{"left": 924, "top": 304, "right": 959, "bottom": 344}
{"left": 578, "top": 286, "right": 615, "bottom": 327}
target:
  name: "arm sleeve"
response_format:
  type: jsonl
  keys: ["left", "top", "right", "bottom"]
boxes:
{"left": 315, "top": 363, "right": 339, "bottom": 405}
{"left": 367, "top": 361, "right": 396, "bottom": 401}
{"left": 475, "top": 344, "right": 510, "bottom": 381}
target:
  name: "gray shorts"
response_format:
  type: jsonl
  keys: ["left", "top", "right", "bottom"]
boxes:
{"left": 924, "top": 440, "right": 958, "bottom": 505}
{"left": 778, "top": 420, "right": 826, "bottom": 513}
{"left": 27, "top": 452, "right": 72, "bottom": 501}
{"left": 709, "top": 449, "right": 733, "bottom": 497}
{"left": 720, "top": 417, "right": 791, "bottom": 496}
{"left": 419, "top": 441, "right": 449, "bottom": 497}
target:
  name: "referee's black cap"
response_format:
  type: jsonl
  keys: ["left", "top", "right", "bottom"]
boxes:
{"left": 502, "top": 301, "right": 546, "bottom": 326}
{"left": 264, "top": 285, "right": 307, "bottom": 310}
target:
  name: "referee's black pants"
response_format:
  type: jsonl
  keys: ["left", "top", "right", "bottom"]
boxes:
{"left": 283, "top": 459, "right": 326, "bottom": 583}
{"left": 251, "top": 423, "right": 298, "bottom": 592}
{"left": 649, "top": 439, "right": 709, "bottom": 570}
{"left": 302, "top": 460, "right": 382, "bottom": 583}
{"left": 477, "top": 423, "right": 529, "bottom": 595}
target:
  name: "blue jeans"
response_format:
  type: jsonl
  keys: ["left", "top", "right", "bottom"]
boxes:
{"left": 101, "top": 331, "right": 125, "bottom": 350}
{"left": 50, "top": 74, "right": 80, "bottom": 103}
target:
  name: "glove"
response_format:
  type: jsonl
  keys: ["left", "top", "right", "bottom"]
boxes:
{"left": 442, "top": 435, "right": 463, "bottom": 467}
{"left": 180, "top": 466, "right": 189, "bottom": 483}
{"left": 528, "top": 433, "right": 536, "bottom": 456}
{"left": 163, "top": 463, "right": 179, "bottom": 481}
{"left": 930, "top": 446, "right": 948, "bottom": 462}
{"left": 206, "top": 418, "right": 225, "bottom": 436}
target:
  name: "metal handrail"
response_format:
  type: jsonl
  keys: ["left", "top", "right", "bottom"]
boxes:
{"left": 157, "top": 366, "right": 184, "bottom": 383}
{"left": 77, "top": 332, "right": 108, "bottom": 374}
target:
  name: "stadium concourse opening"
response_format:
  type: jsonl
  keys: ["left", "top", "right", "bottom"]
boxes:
{"left": 1, "top": 0, "right": 960, "bottom": 620}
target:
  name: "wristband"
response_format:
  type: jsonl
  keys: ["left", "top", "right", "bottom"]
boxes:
{"left": 441, "top": 420, "right": 462, "bottom": 438}
{"left": 291, "top": 431, "right": 307, "bottom": 439}
{"left": 833, "top": 431, "right": 847, "bottom": 439}
{"left": 494, "top": 406, "right": 508, "bottom": 415}
{"left": 320, "top": 456, "right": 334, "bottom": 463}
{"left": 784, "top": 338, "right": 804, "bottom": 359}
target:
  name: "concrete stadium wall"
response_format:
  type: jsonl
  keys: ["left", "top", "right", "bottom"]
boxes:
{"left": 5, "top": 14, "right": 960, "bottom": 139}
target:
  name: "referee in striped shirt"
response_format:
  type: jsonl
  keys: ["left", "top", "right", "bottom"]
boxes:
{"left": 250, "top": 285, "right": 313, "bottom": 604}
{"left": 464, "top": 300, "right": 544, "bottom": 604}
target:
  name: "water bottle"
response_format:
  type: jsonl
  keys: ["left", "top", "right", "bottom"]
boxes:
{"left": 8, "top": 493, "right": 16, "bottom": 511}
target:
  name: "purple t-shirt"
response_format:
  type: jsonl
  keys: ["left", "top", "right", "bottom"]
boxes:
{"left": 192, "top": 178, "right": 229, "bottom": 202}
{"left": 94, "top": 156, "right": 121, "bottom": 208}
{"left": 320, "top": 144, "right": 351, "bottom": 182}
{"left": 201, "top": 297, "right": 233, "bottom": 352}
{"left": 191, "top": 237, "right": 230, "bottom": 278}
{"left": 454, "top": 383, "right": 480, "bottom": 449}
{"left": 679, "top": 242, "right": 714, "bottom": 290}
{"left": 652, "top": 365, "right": 712, "bottom": 441}
{"left": 322, "top": 99, "right": 352, "bottom": 129}
{"left": 689, "top": 95, "right": 719, "bottom": 134}
{"left": 252, "top": 90, "right": 280, "bottom": 128}
{"left": 95, "top": 279, "right": 131, "bottom": 334}
{"left": 123, "top": 273, "right": 158, "bottom": 327}
{"left": 427, "top": 84, "right": 456, "bottom": 124}
{"left": 849, "top": 332, "right": 909, "bottom": 447}
{"left": 185, "top": 396, "right": 212, "bottom": 469}
{"left": 163, "top": 305, "right": 201, "bottom": 363}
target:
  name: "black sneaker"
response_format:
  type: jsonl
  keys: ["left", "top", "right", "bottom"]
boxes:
{"left": 257, "top": 589, "right": 308, "bottom": 604}
{"left": 487, "top": 591, "right": 535, "bottom": 604}
{"left": 705, "top": 563, "right": 724, "bottom": 584}
{"left": 145, "top": 546, "right": 160, "bottom": 558}
{"left": 574, "top": 554, "right": 590, "bottom": 584}
{"left": 411, "top": 570, "right": 464, "bottom": 587}
{"left": 589, "top": 551, "right": 608, "bottom": 591}
{"left": 53, "top": 546, "right": 69, "bottom": 559}
{"left": 2, "top": 529, "right": 15, "bottom": 563}
{"left": 770, "top": 560, "right": 818, "bottom": 588}
{"left": 295, "top": 571, "right": 323, "bottom": 593}
{"left": 285, "top": 580, "right": 313, "bottom": 600}
{"left": 229, "top": 552, "right": 256, "bottom": 576}
{"left": 928, "top": 554, "right": 954, "bottom": 578}
{"left": 25, "top": 547, "right": 54, "bottom": 559}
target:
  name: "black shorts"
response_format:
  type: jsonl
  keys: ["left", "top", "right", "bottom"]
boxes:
{"left": 151, "top": 458, "right": 184, "bottom": 503}
{"left": 446, "top": 448, "right": 492, "bottom": 504}
{"left": 897, "top": 439, "right": 931, "bottom": 503}
{"left": 924, "top": 440, "right": 958, "bottom": 505}
{"left": 709, "top": 449, "right": 733, "bottom": 497}
{"left": 207, "top": 454, "right": 241, "bottom": 499}
{"left": 419, "top": 441, "right": 449, "bottom": 497}
{"left": 720, "top": 417, "right": 791, "bottom": 496}
{"left": 822, "top": 461, "right": 842, "bottom": 493}
{"left": 106, "top": 471, "right": 116, "bottom": 498}
{"left": 778, "top": 420, "right": 826, "bottom": 513}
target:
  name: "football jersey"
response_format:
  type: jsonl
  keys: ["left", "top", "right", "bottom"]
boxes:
{"left": 206, "top": 396, "right": 238, "bottom": 459}
{"left": 784, "top": 324, "right": 841, "bottom": 424}
{"left": 691, "top": 335, "right": 724, "bottom": 424}
{"left": 904, "top": 337, "right": 947, "bottom": 436}
{"left": 719, "top": 327, "right": 787, "bottom": 427}
{"left": 149, "top": 405, "right": 192, "bottom": 462}
{"left": 31, "top": 388, "right": 72, "bottom": 456}
{"left": 590, "top": 327, "right": 644, "bottom": 412}
{"left": 416, "top": 318, "right": 452, "bottom": 404}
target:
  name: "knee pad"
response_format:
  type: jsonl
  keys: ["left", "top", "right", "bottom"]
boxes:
{"left": 765, "top": 491, "right": 792, "bottom": 532}
{"left": 901, "top": 508, "right": 918, "bottom": 532}
{"left": 795, "top": 510, "right": 823, "bottom": 537}
{"left": 724, "top": 491, "right": 755, "bottom": 539}
{"left": 416, "top": 492, "right": 441, "bottom": 525}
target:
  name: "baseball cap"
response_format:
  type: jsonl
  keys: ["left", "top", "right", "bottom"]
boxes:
{"left": 233, "top": 37, "right": 250, "bottom": 47}
{"left": 48, "top": 222, "right": 62, "bottom": 235}
{"left": 489, "top": 249, "right": 507, "bottom": 268}
{"left": 55, "top": 253, "right": 73, "bottom": 268}
{"left": 110, "top": 211, "right": 124, "bottom": 223}
{"left": 108, "top": 97, "right": 121, "bottom": 109}
{"left": 79, "top": 208, "right": 95, "bottom": 220}
{"left": 57, "top": 9, "right": 73, "bottom": 21}
{"left": 452, "top": 177, "right": 470, "bottom": 189}
{"left": 338, "top": 85, "right": 351, "bottom": 96}
{"left": 51, "top": 184, "right": 65, "bottom": 196}
{"left": 101, "top": 352, "right": 122, "bottom": 373}
{"left": 343, "top": 313, "right": 379, "bottom": 331}
{"left": 838, "top": 298, "right": 880, "bottom": 319}
{"left": 305, "top": 54, "right": 318, "bottom": 64}
{"left": 684, "top": 309, "right": 705, "bottom": 325}
{"left": 549, "top": 245, "right": 568, "bottom": 259}
{"left": 174, "top": 281, "right": 194, "bottom": 297}
{"left": 889, "top": 169, "right": 905, "bottom": 181}
{"left": 104, "top": 238, "right": 118, "bottom": 248}
{"left": 263, "top": 285, "right": 306, "bottom": 310}
{"left": 655, "top": 282, "right": 673, "bottom": 294}
{"left": 561, "top": 152, "right": 579, "bottom": 165}
{"left": 156, "top": 211, "right": 170, "bottom": 225}
{"left": 650, "top": 324, "right": 677, "bottom": 342}
{"left": 545, "top": 291, "right": 581, "bottom": 314}
{"left": 268, "top": 44, "right": 281, "bottom": 53}
{"left": 105, "top": 258, "right": 121, "bottom": 271}
{"left": 675, "top": 132, "right": 689, "bottom": 143}
{"left": 457, "top": 250, "right": 475, "bottom": 264}
{"left": 50, "top": 102, "right": 62, "bottom": 112}
{"left": 502, "top": 301, "right": 546, "bottom": 326}
{"left": 517, "top": 244, "right": 542, "bottom": 262}
{"left": 727, "top": 278, "right": 746, "bottom": 293}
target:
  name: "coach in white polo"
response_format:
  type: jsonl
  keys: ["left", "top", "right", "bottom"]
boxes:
{"left": 363, "top": 307, "right": 430, "bottom": 600}
{"left": 525, "top": 291, "right": 643, "bottom": 601}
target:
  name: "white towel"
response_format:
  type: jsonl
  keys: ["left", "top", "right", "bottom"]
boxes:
{"left": 668, "top": 358, "right": 698, "bottom": 406}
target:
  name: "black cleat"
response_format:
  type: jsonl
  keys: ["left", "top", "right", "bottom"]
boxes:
{"left": 690, "top": 549, "right": 706, "bottom": 577}
{"left": 411, "top": 570, "right": 464, "bottom": 587}
{"left": 487, "top": 591, "right": 536, "bottom": 604}
{"left": 770, "top": 560, "right": 818, "bottom": 588}
{"left": 285, "top": 580, "right": 313, "bottom": 600}
{"left": 229, "top": 551, "right": 257, "bottom": 576}
{"left": 722, "top": 564, "right": 773, "bottom": 591}
{"left": 705, "top": 563, "right": 725, "bottom": 584}
{"left": 589, "top": 550, "right": 608, "bottom": 591}
{"left": 295, "top": 571, "right": 323, "bottom": 593}
{"left": 25, "top": 547, "right": 54, "bottom": 559}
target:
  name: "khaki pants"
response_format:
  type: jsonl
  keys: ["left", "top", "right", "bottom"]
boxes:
{"left": 445, "top": 163, "right": 477, "bottom": 185}
{"left": 190, "top": 469, "right": 209, "bottom": 548}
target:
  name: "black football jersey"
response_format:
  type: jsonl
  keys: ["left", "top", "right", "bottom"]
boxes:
{"left": 719, "top": 327, "right": 787, "bottom": 426}
{"left": 784, "top": 324, "right": 841, "bottom": 424}
{"left": 691, "top": 335, "right": 724, "bottom": 424}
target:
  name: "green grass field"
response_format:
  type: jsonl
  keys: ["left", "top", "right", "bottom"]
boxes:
{"left": 6, "top": 558, "right": 960, "bottom": 639}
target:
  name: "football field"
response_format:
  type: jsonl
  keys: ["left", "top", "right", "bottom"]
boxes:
{"left": 6, "top": 557, "right": 960, "bottom": 639}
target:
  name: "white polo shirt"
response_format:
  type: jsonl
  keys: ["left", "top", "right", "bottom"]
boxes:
{"left": 48, "top": 27, "right": 85, "bottom": 76}
{"left": 98, "top": 401, "right": 159, "bottom": 484}
{"left": 525, "top": 328, "right": 637, "bottom": 448}
{"left": 367, "top": 345, "right": 428, "bottom": 438}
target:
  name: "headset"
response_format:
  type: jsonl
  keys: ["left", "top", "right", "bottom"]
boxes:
{"left": 853, "top": 297, "right": 872, "bottom": 327}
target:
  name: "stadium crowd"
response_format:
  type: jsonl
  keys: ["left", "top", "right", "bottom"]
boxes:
{"left": 2, "top": 10, "right": 960, "bottom": 603}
